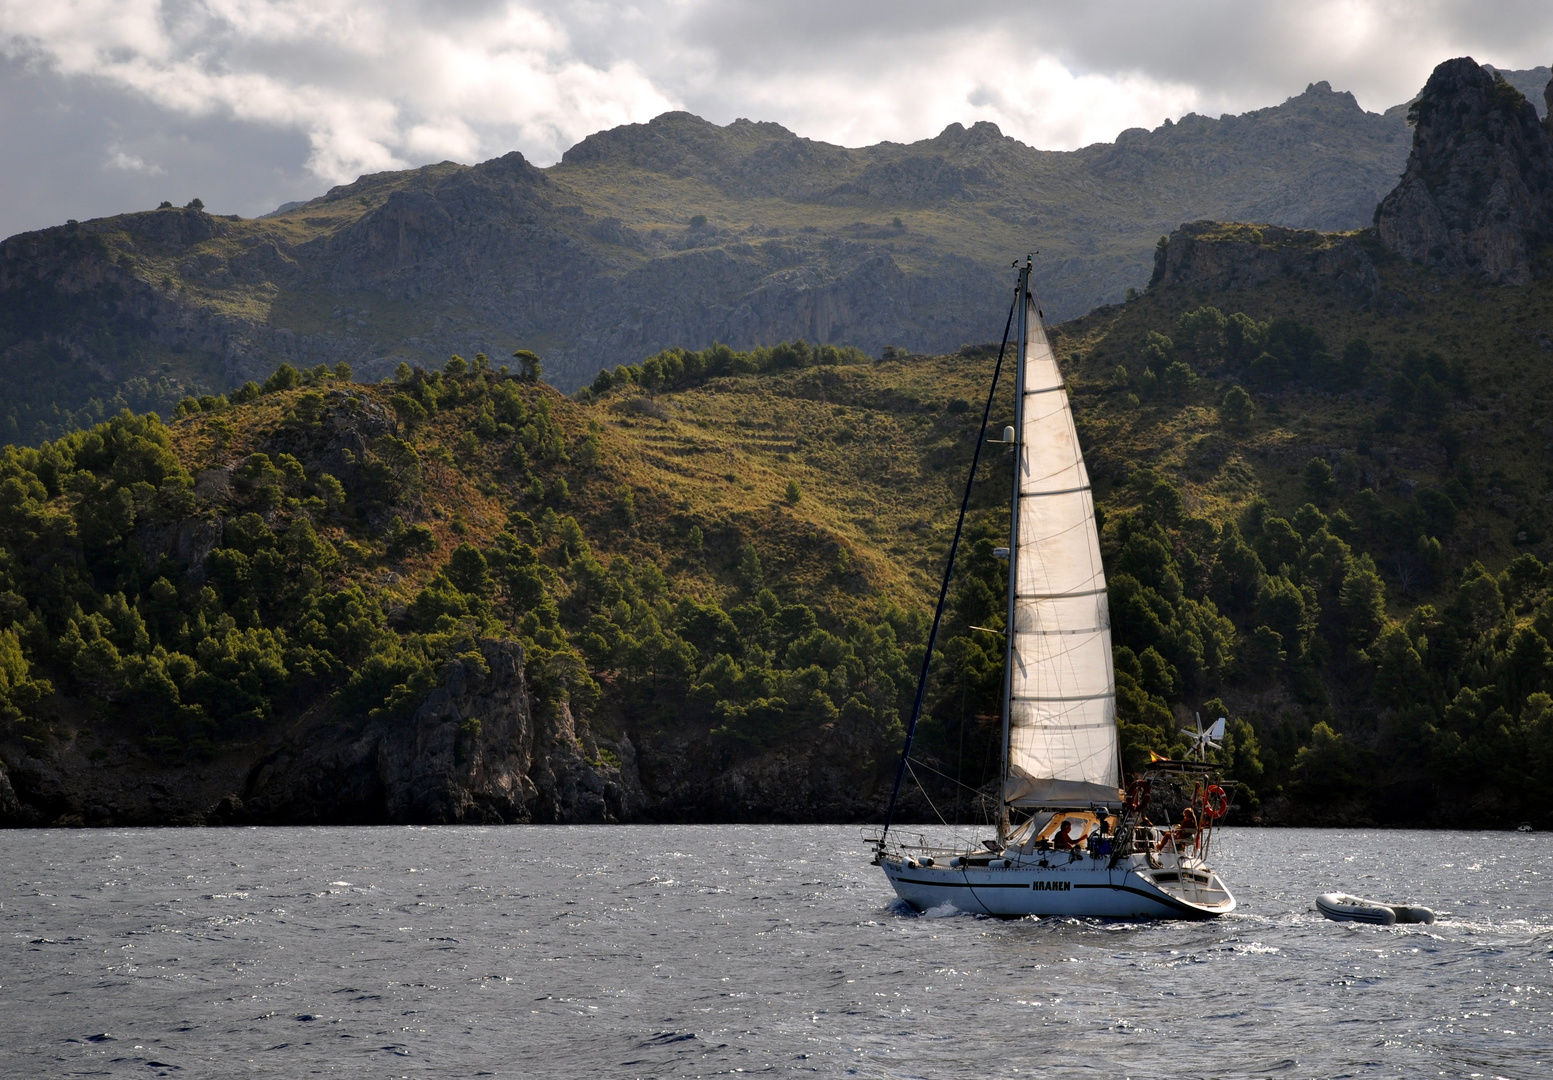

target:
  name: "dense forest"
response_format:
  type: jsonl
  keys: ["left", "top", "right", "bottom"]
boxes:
{"left": 0, "top": 352, "right": 925, "bottom": 823}
{"left": 1046, "top": 285, "right": 1553, "bottom": 827}
{"left": 5, "top": 240, "right": 1553, "bottom": 828}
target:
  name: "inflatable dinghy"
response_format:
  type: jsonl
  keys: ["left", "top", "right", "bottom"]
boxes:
{"left": 1316, "top": 893, "right": 1435, "bottom": 925}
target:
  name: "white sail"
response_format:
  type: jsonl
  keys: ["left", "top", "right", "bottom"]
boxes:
{"left": 1003, "top": 292, "right": 1121, "bottom": 807}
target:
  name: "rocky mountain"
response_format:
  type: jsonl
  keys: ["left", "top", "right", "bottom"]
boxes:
{"left": 1377, "top": 58, "right": 1553, "bottom": 284}
{"left": 1, "top": 77, "right": 1430, "bottom": 444}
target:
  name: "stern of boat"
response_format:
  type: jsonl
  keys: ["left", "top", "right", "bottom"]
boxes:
{"left": 1130, "top": 861, "right": 1236, "bottom": 917}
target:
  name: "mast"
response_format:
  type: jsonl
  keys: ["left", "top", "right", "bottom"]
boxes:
{"left": 996, "top": 258, "right": 1032, "bottom": 843}
{"left": 876, "top": 289, "right": 1018, "bottom": 850}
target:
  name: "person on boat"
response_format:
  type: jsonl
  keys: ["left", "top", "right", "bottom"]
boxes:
{"left": 1175, "top": 806, "right": 1199, "bottom": 848}
{"left": 1053, "top": 820, "right": 1077, "bottom": 850}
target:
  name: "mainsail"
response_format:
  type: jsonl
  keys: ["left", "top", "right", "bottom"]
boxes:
{"left": 1002, "top": 288, "right": 1121, "bottom": 807}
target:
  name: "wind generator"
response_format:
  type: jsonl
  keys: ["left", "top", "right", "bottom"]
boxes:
{"left": 1181, "top": 714, "right": 1227, "bottom": 762}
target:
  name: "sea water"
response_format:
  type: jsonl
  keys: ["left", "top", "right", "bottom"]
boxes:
{"left": 2, "top": 825, "right": 1549, "bottom": 1079}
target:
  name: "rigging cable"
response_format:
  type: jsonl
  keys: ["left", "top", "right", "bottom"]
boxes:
{"left": 878, "top": 287, "right": 1019, "bottom": 849}
{"left": 904, "top": 754, "right": 996, "bottom": 798}
{"left": 904, "top": 760, "right": 952, "bottom": 829}
{"left": 904, "top": 759, "right": 985, "bottom": 854}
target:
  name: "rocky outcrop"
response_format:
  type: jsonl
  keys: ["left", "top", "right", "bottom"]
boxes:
{"left": 0, "top": 639, "right": 645, "bottom": 827}
{"left": 0, "top": 761, "right": 25, "bottom": 822}
{"left": 239, "top": 639, "right": 641, "bottom": 824}
{"left": 1375, "top": 57, "right": 1553, "bottom": 284}
{"left": 0, "top": 629, "right": 924, "bottom": 827}
{"left": 1150, "top": 221, "right": 1382, "bottom": 306}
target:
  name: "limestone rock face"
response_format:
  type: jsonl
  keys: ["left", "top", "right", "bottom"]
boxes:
{"left": 0, "top": 639, "right": 645, "bottom": 827}
{"left": 0, "top": 762, "right": 25, "bottom": 823}
{"left": 241, "top": 639, "right": 642, "bottom": 824}
{"left": 1150, "top": 221, "right": 1381, "bottom": 306}
{"left": 1375, "top": 57, "right": 1553, "bottom": 284}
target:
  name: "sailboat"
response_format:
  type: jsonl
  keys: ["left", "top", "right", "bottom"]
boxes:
{"left": 870, "top": 258, "right": 1236, "bottom": 919}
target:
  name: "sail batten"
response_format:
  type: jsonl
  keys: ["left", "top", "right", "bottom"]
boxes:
{"left": 1003, "top": 289, "right": 1121, "bottom": 808}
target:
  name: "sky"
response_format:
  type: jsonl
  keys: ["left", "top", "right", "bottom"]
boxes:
{"left": 2, "top": 1, "right": 1552, "bottom": 239}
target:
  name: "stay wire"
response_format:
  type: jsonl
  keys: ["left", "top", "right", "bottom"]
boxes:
{"left": 906, "top": 759, "right": 986, "bottom": 854}
{"left": 904, "top": 754, "right": 992, "bottom": 797}
{"left": 905, "top": 760, "right": 951, "bottom": 829}
{"left": 879, "top": 287, "right": 1019, "bottom": 848}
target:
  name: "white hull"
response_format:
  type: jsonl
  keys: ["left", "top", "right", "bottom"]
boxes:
{"left": 880, "top": 849, "right": 1235, "bottom": 920}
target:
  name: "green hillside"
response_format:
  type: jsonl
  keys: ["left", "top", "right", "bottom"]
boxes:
{"left": 5, "top": 215, "right": 1553, "bottom": 828}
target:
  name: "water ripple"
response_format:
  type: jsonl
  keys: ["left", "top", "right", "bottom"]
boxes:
{"left": 2, "top": 825, "right": 1550, "bottom": 1077}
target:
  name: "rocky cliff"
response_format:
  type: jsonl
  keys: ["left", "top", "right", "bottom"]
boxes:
{"left": 1376, "top": 58, "right": 1553, "bottom": 284}
{"left": 0, "top": 639, "right": 646, "bottom": 827}
{"left": 0, "top": 633, "right": 918, "bottom": 827}
{"left": 1150, "top": 221, "right": 1382, "bottom": 307}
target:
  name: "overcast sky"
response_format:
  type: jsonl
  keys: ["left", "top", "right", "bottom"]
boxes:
{"left": 2, "top": 1, "right": 1551, "bottom": 239}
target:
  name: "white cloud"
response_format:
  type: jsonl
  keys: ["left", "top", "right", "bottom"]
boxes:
{"left": 636, "top": 0, "right": 1553, "bottom": 148}
{"left": 690, "top": 31, "right": 1204, "bottom": 152}
{"left": 1, "top": 0, "right": 1551, "bottom": 236}
{"left": 104, "top": 147, "right": 165, "bottom": 174}
{"left": 1, "top": 0, "right": 680, "bottom": 184}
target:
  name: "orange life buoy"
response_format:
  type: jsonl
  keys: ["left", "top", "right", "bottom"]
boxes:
{"left": 1201, "top": 784, "right": 1228, "bottom": 820}
{"left": 1124, "top": 778, "right": 1151, "bottom": 813}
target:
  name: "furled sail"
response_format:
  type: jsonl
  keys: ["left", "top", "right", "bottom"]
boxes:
{"left": 1003, "top": 290, "right": 1121, "bottom": 807}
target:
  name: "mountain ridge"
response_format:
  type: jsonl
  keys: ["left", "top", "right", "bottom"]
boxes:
{"left": 1, "top": 75, "right": 1444, "bottom": 444}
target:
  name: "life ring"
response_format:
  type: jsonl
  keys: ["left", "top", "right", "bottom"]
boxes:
{"left": 1201, "top": 784, "right": 1228, "bottom": 820}
{"left": 1124, "top": 779, "right": 1151, "bottom": 813}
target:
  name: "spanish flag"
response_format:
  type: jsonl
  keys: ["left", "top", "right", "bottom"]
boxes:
{"left": 1149, "top": 751, "right": 1172, "bottom": 763}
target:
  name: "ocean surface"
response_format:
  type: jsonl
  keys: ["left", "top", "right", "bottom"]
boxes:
{"left": 1, "top": 825, "right": 1549, "bottom": 1079}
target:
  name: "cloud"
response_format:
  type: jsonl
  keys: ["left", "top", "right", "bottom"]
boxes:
{"left": 1, "top": 1, "right": 1551, "bottom": 237}
{"left": 669, "top": 24, "right": 1204, "bottom": 152}
{"left": 643, "top": 0, "right": 1553, "bottom": 146}
{"left": 1, "top": 0, "right": 680, "bottom": 185}
{"left": 105, "top": 148, "right": 166, "bottom": 175}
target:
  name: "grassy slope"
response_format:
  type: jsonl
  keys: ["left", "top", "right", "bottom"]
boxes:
{"left": 165, "top": 360, "right": 998, "bottom": 621}
{"left": 127, "top": 245, "right": 1553, "bottom": 772}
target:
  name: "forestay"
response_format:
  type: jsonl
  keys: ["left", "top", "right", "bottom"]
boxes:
{"left": 1003, "top": 291, "right": 1121, "bottom": 807}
